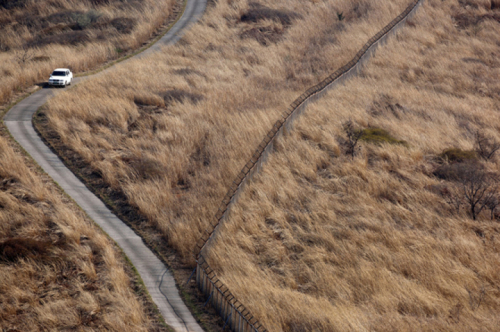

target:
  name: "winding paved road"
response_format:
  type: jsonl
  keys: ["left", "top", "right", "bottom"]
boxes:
{"left": 4, "top": 0, "right": 207, "bottom": 331}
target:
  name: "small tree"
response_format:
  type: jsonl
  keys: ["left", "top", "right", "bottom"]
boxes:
{"left": 342, "top": 119, "right": 363, "bottom": 159}
{"left": 455, "top": 161, "right": 498, "bottom": 220}
{"left": 484, "top": 194, "right": 500, "bottom": 220}
{"left": 14, "top": 46, "right": 34, "bottom": 65}
{"left": 474, "top": 130, "right": 500, "bottom": 160}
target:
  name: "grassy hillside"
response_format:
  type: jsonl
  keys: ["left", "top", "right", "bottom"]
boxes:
{"left": 0, "top": 135, "right": 160, "bottom": 331}
{"left": 207, "top": 0, "right": 500, "bottom": 330}
{"left": 0, "top": 0, "right": 177, "bottom": 104}
{"left": 39, "top": 0, "right": 413, "bottom": 263}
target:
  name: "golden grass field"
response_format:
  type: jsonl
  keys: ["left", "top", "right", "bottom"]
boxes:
{"left": 208, "top": 0, "right": 500, "bottom": 330}
{"left": 0, "top": 0, "right": 177, "bottom": 105}
{"left": 41, "top": 0, "right": 412, "bottom": 260}
{"left": 38, "top": 0, "right": 500, "bottom": 330}
{"left": 0, "top": 135, "right": 159, "bottom": 331}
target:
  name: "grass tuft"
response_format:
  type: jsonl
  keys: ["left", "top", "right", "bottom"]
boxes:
{"left": 360, "top": 127, "right": 408, "bottom": 146}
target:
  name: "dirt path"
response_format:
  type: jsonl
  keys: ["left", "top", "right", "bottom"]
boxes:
{"left": 3, "top": 0, "right": 207, "bottom": 331}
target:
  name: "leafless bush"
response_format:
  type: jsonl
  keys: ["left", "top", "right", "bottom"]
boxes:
{"left": 484, "top": 194, "right": 500, "bottom": 220}
{"left": 341, "top": 119, "right": 363, "bottom": 159}
{"left": 14, "top": 46, "right": 35, "bottom": 65}
{"left": 474, "top": 130, "right": 500, "bottom": 160}
{"left": 455, "top": 161, "right": 498, "bottom": 220}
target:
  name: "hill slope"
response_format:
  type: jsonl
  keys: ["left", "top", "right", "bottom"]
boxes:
{"left": 0, "top": 0, "right": 177, "bottom": 104}
{"left": 0, "top": 135, "right": 159, "bottom": 331}
{"left": 207, "top": 0, "right": 500, "bottom": 330}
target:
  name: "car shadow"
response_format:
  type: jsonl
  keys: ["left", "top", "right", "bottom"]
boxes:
{"left": 36, "top": 82, "right": 52, "bottom": 89}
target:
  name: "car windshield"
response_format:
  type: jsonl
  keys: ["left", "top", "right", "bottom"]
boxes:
{"left": 51, "top": 71, "right": 66, "bottom": 76}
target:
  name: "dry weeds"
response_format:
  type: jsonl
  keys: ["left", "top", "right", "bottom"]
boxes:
{"left": 206, "top": 0, "right": 500, "bottom": 330}
{"left": 0, "top": 135, "right": 158, "bottom": 330}
{"left": 0, "top": 0, "right": 176, "bottom": 105}
{"left": 37, "top": 0, "right": 500, "bottom": 330}
{"left": 41, "top": 0, "right": 412, "bottom": 262}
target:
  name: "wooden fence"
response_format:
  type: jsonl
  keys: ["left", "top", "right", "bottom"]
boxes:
{"left": 196, "top": 255, "right": 267, "bottom": 332}
{"left": 194, "top": 1, "right": 424, "bottom": 331}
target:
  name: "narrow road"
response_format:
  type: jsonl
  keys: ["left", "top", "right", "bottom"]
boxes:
{"left": 4, "top": 0, "right": 207, "bottom": 331}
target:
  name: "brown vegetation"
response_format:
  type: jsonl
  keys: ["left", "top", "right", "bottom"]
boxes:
{"left": 0, "top": 0, "right": 177, "bottom": 105}
{"left": 0, "top": 136, "right": 158, "bottom": 331}
{"left": 206, "top": 0, "right": 500, "bottom": 330}
{"left": 40, "top": 0, "right": 412, "bottom": 260}
{"left": 36, "top": 0, "right": 500, "bottom": 330}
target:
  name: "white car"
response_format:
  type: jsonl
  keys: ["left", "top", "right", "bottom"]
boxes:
{"left": 48, "top": 68, "right": 73, "bottom": 87}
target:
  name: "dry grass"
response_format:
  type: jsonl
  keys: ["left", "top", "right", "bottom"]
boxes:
{"left": 38, "top": 0, "right": 500, "bottom": 330}
{"left": 0, "top": 0, "right": 176, "bottom": 105}
{"left": 205, "top": 0, "right": 500, "bottom": 330}
{"left": 41, "top": 0, "right": 413, "bottom": 262}
{"left": 0, "top": 135, "right": 158, "bottom": 330}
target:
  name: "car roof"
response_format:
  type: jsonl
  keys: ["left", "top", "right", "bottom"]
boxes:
{"left": 53, "top": 68, "right": 70, "bottom": 71}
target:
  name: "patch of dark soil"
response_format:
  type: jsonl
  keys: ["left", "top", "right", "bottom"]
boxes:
{"left": 453, "top": 12, "right": 500, "bottom": 28}
{"left": 28, "top": 30, "right": 91, "bottom": 47}
{"left": 110, "top": 17, "right": 136, "bottom": 34}
{"left": 241, "top": 3, "right": 301, "bottom": 25}
{"left": 0, "top": 0, "right": 28, "bottom": 9}
{"left": 0, "top": 238, "right": 53, "bottom": 262}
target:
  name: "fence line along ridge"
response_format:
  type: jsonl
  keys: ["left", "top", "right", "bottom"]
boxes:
{"left": 194, "top": 1, "right": 423, "bottom": 331}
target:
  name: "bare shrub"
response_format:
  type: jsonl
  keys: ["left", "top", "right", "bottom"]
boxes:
{"left": 341, "top": 119, "right": 363, "bottom": 159}
{"left": 484, "top": 193, "right": 500, "bottom": 219}
{"left": 454, "top": 161, "right": 498, "bottom": 220}
{"left": 474, "top": 130, "right": 500, "bottom": 160}
{"left": 14, "top": 46, "right": 34, "bottom": 65}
